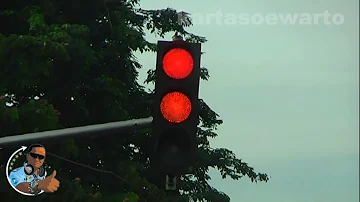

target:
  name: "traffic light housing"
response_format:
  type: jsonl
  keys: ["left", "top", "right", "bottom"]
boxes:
{"left": 151, "top": 40, "right": 201, "bottom": 175}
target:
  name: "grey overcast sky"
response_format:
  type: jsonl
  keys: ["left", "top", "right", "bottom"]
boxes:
{"left": 135, "top": 0, "right": 359, "bottom": 201}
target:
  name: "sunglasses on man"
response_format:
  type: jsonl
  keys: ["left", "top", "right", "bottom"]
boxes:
{"left": 29, "top": 152, "right": 45, "bottom": 160}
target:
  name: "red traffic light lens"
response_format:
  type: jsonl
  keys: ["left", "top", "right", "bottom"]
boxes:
{"left": 160, "top": 92, "right": 192, "bottom": 123}
{"left": 163, "top": 48, "right": 193, "bottom": 79}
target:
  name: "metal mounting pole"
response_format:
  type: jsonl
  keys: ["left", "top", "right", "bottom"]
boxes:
{"left": 0, "top": 117, "right": 153, "bottom": 146}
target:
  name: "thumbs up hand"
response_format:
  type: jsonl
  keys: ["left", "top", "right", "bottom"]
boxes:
{"left": 38, "top": 170, "right": 60, "bottom": 192}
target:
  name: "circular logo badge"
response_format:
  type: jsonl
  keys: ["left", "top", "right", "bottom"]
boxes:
{"left": 6, "top": 146, "right": 47, "bottom": 196}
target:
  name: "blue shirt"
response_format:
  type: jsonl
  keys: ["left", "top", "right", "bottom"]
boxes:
{"left": 9, "top": 166, "right": 45, "bottom": 187}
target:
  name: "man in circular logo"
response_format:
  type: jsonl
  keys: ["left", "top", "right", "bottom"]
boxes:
{"left": 7, "top": 144, "right": 60, "bottom": 196}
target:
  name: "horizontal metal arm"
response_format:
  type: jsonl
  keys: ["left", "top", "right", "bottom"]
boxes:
{"left": 0, "top": 117, "right": 153, "bottom": 146}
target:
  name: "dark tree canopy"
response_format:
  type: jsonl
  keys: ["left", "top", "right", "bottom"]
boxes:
{"left": 0, "top": 0, "right": 268, "bottom": 201}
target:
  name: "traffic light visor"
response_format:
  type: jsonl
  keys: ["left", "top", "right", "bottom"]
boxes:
{"left": 163, "top": 48, "right": 193, "bottom": 79}
{"left": 160, "top": 92, "right": 192, "bottom": 123}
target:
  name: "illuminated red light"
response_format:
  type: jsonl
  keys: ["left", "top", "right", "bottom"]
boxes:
{"left": 162, "top": 48, "right": 193, "bottom": 79}
{"left": 160, "top": 92, "right": 192, "bottom": 123}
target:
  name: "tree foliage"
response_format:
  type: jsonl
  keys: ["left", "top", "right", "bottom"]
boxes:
{"left": 0, "top": 0, "right": 269, "bottom": 201}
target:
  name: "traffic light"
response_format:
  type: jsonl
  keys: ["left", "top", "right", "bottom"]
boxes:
{"left": 151, "top": 39, "right": 201, "bottom": 175}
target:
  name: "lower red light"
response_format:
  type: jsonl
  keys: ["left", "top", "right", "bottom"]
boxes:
{"left": 160, "top": 92, "right": 192, "bottom": 123}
